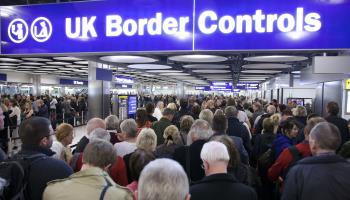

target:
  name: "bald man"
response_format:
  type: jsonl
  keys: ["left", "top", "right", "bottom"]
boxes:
{"left": 74, "top": 118, "right": 106, "bottom": 153}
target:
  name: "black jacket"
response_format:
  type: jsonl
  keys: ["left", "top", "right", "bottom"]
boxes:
{"left": 251, "top": 131, "right": 276, "bottom": 167}
{"left": 74, "top": 136, "right": 89, "bottom": 153}
{"left": 18, "top": 145, "right": 73, "bottom": 200}
{"left": 173, "top": 140, "right": 206, "bottom": 182}
{"left": 190, "top": 173, "right": 257, "bottom": 200}
{"left": 282, "top": 154, "right": 350, "bottom": 200}
{"left": 227, "top": 117, "right": 252, "bottom": 154}
{"left": 325, "top": 115, "right": 349, "bottom": 145}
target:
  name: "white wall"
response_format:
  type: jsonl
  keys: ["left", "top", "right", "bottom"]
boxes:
{"left": 282, "top": 88, "right": 316, "bottom": 104}
{"left": 40, "top": 75, "right": 59, "bottom": 85}
{"left": 3, "top": 71, "right": 33, "bottom": 83}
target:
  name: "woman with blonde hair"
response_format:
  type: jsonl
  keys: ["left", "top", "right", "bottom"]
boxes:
{"left": 167, "top": 102, "right": 178, "bottom": 111}
{"left": 156, "top": 125, "right": 184, "bottom": 158}
{"left": 51, "top": 123, "right": 74, "bottom": 163}
{"left": 124, "top": 128, "right": 157, "bottom": 183}
{"left": 270, "top": 113, "right": 281, "bottom": 134}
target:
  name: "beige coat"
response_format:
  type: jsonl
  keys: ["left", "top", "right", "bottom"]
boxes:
{"left": 43, "top": 167, "right": 133, "bottom": 200}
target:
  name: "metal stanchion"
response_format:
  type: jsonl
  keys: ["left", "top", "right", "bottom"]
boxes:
{"left": 7, "top": 126, "right": 11, "bottom": 155}
{"left": 74, "top": 115, "right": 76, "bottom": 127}
{"left": 63, "top": 112, "right": 65, "bottom": 123}
{"left": 81, "top": 111, "right": 84, "bottom": 125}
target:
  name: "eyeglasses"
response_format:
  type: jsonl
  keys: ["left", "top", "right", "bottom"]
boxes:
{"left": 201, "top": 163, "right": 205, "bottom": 170}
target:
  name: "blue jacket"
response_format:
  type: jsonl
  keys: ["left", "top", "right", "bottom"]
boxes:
{"left": 273, "top": 134, "right": 293, "bottom": 159}
{"left": 282, "top": 154, "right": 350, "bottom": 200}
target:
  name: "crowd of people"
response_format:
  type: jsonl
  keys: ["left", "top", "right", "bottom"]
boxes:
{"left": 1, "top": 94, "right": 350, "bottom": 200}
{"left": 0, "top": 94, "right": 88, "bottom": 153}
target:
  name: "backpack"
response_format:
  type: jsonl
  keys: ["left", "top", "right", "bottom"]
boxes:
{"left": 281, "top": 146, "right": 302, "bottom": 179}
{"left": 0, "top": 153, "right": 46, "bottom": 200}
{"left": 257, "top": 147, "right": 275, "bottom": 175}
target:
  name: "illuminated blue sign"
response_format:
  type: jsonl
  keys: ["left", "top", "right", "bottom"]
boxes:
{"left": 128, "top": 96, "right": 137, "bottom": 115}
{"left": 59, "top": 79, "right": 87, "bottom": 86}
{"left": 0, "top": 74, "right": 7, "bottom": 81}
{"left": 235, "top": 82, "right": 260, "bottom": 90}
{"left": 1, "top": 0, "right": 350, "bottom": 54}
{"left": 116, "top": 76, "right": 134, "bottom": 85}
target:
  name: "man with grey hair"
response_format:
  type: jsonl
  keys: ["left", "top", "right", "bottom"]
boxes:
{"left": 114, "top": 119, "right": 138, "bottom": 157}
{"left": 74, "top": 117, "right": 106, "bottom": 153}
{"left": 190, "top": 141, "right": 257, "bottom": 200}
{"left": 173, "top": 119, "right": 213, "bottom": 182}
{"left": 138, "top": 158, "right": 190, "bottom": 200}
{"left": 282, "top": 122, "right": 350, "bottom": 200}
{"left": 226, "top": 106, "right": 252, "bottom": 154}
{"left": 90, "top": 128, "right": 111, "bottom": 142}
{"left": 44, "top": 139, "right": 133, "bottom": 200}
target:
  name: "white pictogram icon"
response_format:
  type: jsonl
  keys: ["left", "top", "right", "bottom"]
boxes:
{"left": 8, "top": 18, "right": 29, "bottom": 43}
{"left": 30, "top": 17, "right": 52, "bottom": 42}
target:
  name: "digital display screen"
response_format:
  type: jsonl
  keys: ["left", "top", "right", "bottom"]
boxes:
{"left": 128, "top": 96, "right": 137, "bottom": 115}
{"left": 287, "top": 98, "right": 304, "bottom": 106}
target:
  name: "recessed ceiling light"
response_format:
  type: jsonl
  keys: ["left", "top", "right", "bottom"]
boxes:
{"left": 169, "top": 55, "right": 227, "bottom": 63}
{"left": 32, "top": 71, "right": 48, "bottom": 73}
{"left": 37, "top": 68, "right": 57, "bottom": 71}
{"left": 192, "top": 69, "right": 230, "bottom": 73}
{"left": 240, "top": 78, "right": 267, "bottom": 81}
{"left": 53, "top": 57, "right": 82, "bottom": 61}
{"left": 100, "top": 55, "right": 157, "bottom": 63}
{"left": 46, "top": 62, "right": 71, "bottom": 65}
{"left": 72, "top": 69, "right": 86, "bottom": 72}
{"left": 19, "top": 62, "right": 44, "bottom": 66}
{"left": 18, "top": 66, "right": 40, "bottom": 69}
{"left": 241, "top": 70, "right": 281, "bottom": 74}
{"left": 128, "top": 64, "right": 172, "bottom": 70}
{"left": 0, "top": 58, "right": 22, "bottom": 62}
{"left": 292, "top": 71, "right": 301, "bottom": 74}
{"left": 244, "top": 55, "right": 308, "bottom": 62}
{"left": 22, "top": 58, "right": 52, "bottom": 62}
{"left": 207, "top": 78, "right": 232, "bottom": 81}
{"left": 40, "top": 65, "right": 60, "bottom": 68}
{"left": 242, "top": 64, "right": 291, "bottom": 69}
{"left": 66, "top": 65, "right": 87, "bottom": 68}
{"left": 74, "top": 61, "right": 89, "bottom": 65}
{"left": 146, "top": 70, "right": 181, "bottom": 73}
{"left": 183, "top": 64, "right": 230, "bottom": 69}
{"left": 0, "top": 66, "right": 17, "bottom": 69}
{"left": 0, "top": 63, "right": 19, "bottom": 66}
{"left": 159, "top": 73, "right": 190, "bottom": 76}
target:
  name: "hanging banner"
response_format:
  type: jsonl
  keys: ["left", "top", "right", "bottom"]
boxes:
{"left": 1, "top": 0, "right": 350, "bottom": 54}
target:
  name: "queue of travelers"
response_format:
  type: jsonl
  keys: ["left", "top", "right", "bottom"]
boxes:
{"left": 0, "top": 94, "right": 350, "bottom": 200}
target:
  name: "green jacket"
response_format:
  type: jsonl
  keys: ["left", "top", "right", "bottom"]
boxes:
{"left": 43, "top": 167, "right": 133, "bottom": 200}
{"left": 152, "top": 117, "right": 173, "bottom": 145}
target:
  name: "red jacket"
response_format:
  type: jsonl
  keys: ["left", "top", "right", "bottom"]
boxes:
{"left": 268, "top": 141, "right": 312, "bottom": 182}
{"left": 74, "top": 153, "right": 128, "bottom": 186}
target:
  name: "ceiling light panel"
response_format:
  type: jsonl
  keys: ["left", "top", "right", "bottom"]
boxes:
{"left": 241, "top": 70, "right": 281, "bottom": 74}
{"left": 192, "top": 69, "right": 231, "bottom": 73}
{"left": 74, "top": 61, "right": 89, "bottom": 65}
{"left": 146, "top": 70, "right": 181, "bottom": 73}
{"left": 0, "top": 58, "right": 23, "bottom": 62}
{"left": 128, "top": 64, "right": 172, "bottom": 70}
{"left": 100, "top": 55, "right": 157, "bottom": 63}
{"left": 244, "top": 55, "right": 308, "bottom": 62}
{"left": 169, "top": 55, "right": 227, "bottom": 63}
{"left": 0, "top": 63, "right": 19, "bottom": 66}
{"left": 242, "top": 64, "right": 291, "bottom": 69}
{"left": 183, "top": 64, "right": 230, "bottom": 69}
{"left": 53, "top": 57, "right": 82, "bottom": 61}
{"left": 159, "top": 73, "right": 190, "bottom": 76}
{"left": 46, "top": 62, "right": 71, "bottom": 65}
{"left": 22, "top": 58, "right": 52, "bottom": 62}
